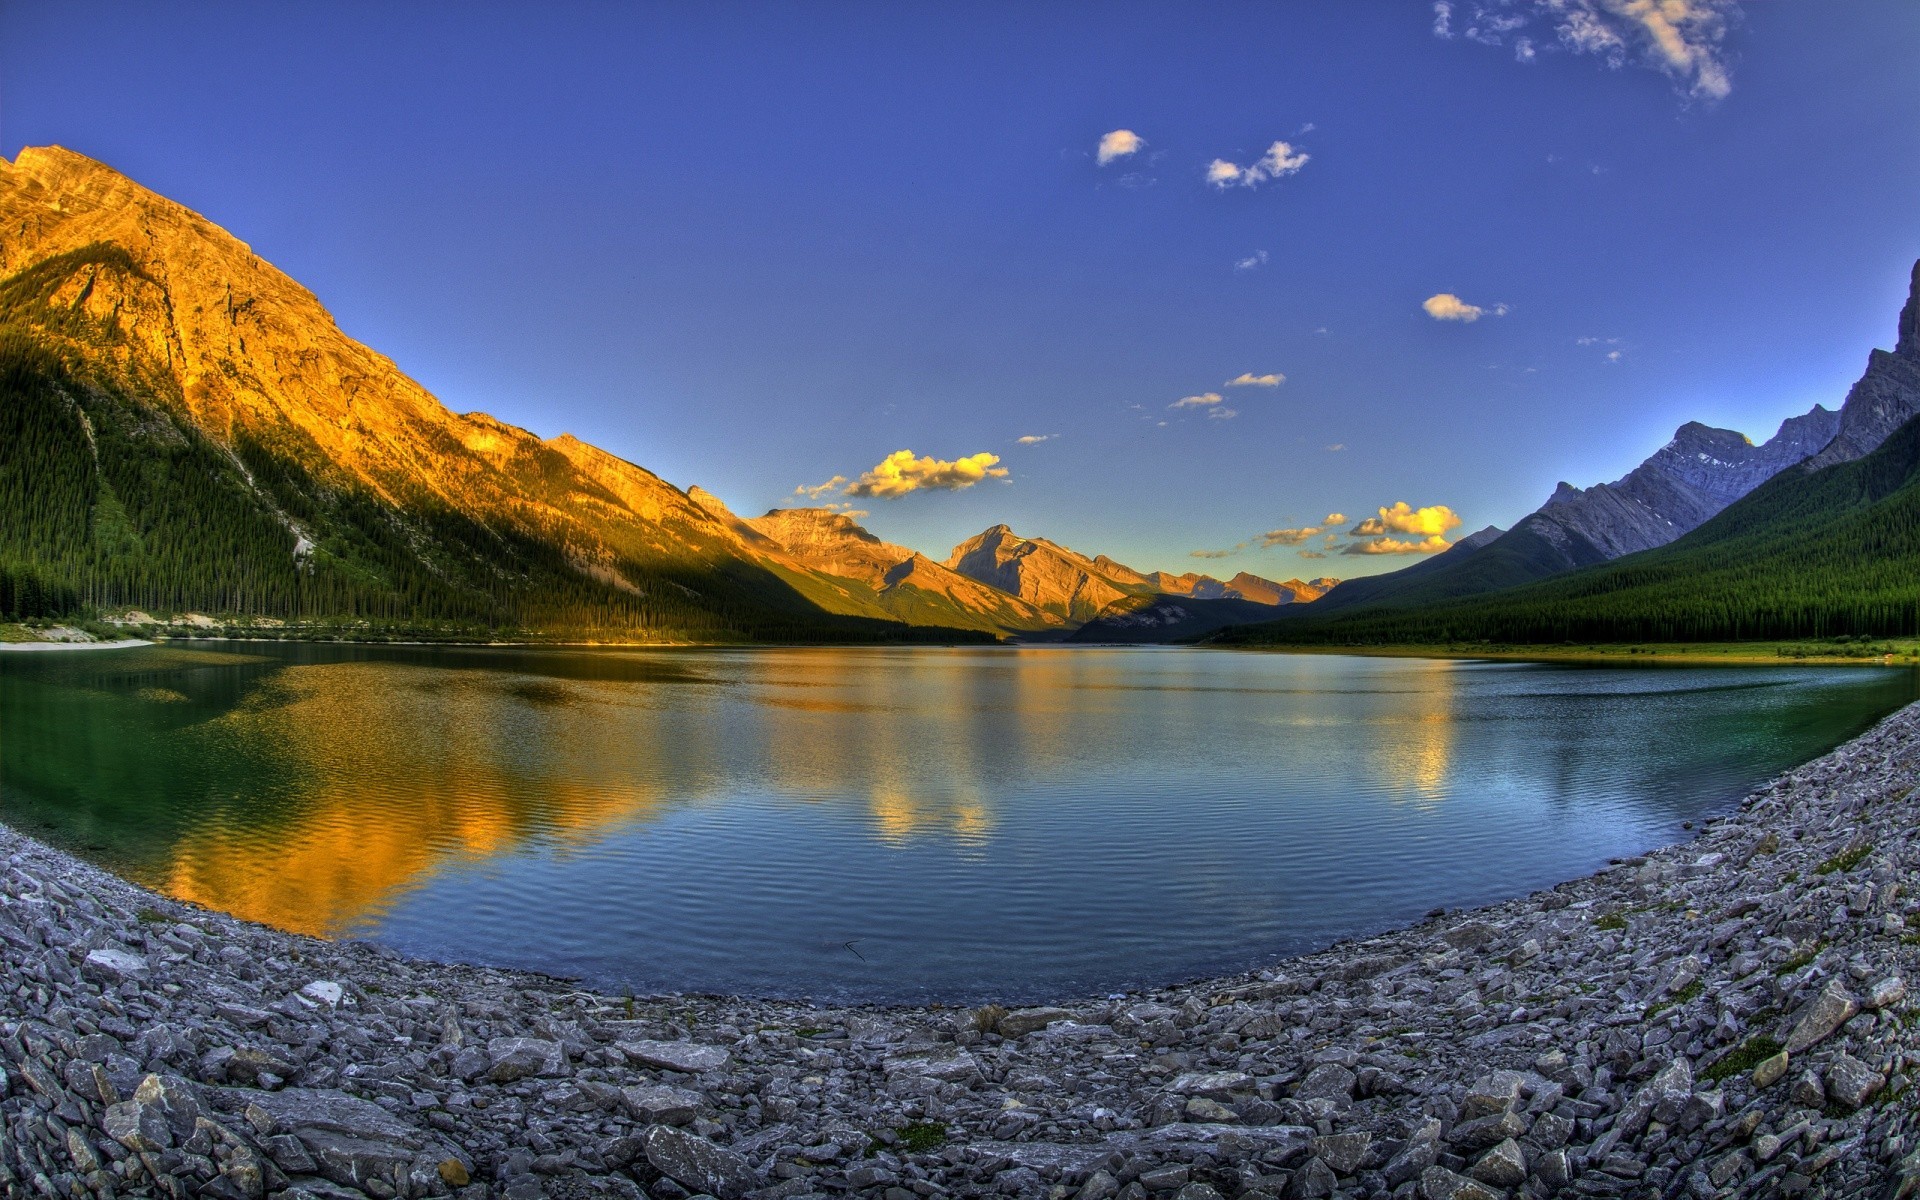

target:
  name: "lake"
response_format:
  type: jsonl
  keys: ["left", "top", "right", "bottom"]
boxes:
{"left": 1, "top": 643, "right": 1911, "bottom": 1003}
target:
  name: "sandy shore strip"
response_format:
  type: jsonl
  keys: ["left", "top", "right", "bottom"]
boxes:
{"left": 6, "top": 704, "right": 1920, "bottom": 1199}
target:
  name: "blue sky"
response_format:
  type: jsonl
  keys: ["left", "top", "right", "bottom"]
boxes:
{"left": 4, "top": 2, "right": 1919, "bottom": 577}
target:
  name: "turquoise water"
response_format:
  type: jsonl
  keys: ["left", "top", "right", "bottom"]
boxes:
{"left": 1, "top": 642, "right": 1911, "bottom": 1002}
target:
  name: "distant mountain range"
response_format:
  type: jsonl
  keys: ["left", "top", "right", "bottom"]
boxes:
{"left": 1223, "top": 258, "right": 1920, "bottom": 646}
{"left": 0, "top": 146, "right": 1329, "bottom": 642}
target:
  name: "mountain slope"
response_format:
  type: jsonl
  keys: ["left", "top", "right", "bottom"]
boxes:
{"left": 702, "top": 501, "right": 1063, "bottom": 635}
{"left": 1217, "top": 403, "right": 1920, "bottom": 647}
{"left": 1300, "top": 262, "right": 1920, "bottom": 620}
{"left": 1307, "top": 409, "right": 1841, "bottom": 616}
{"left": 943, "top": 525, "right": 1161, "bottom": 624}
{"left": 0, "top": 145, "right": 992, "bottom": 640}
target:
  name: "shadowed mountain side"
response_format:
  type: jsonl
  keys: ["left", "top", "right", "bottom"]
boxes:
{"left": 1216, "top": 404, "right": 1920, "bottom": 646}
{"left": 1067, "top": 595, "right": 1288, "bottom": 644}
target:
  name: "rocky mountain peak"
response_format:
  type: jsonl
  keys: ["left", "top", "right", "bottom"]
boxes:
{"left": 1899, "top": 258, "right": 1920, "bottom": 360}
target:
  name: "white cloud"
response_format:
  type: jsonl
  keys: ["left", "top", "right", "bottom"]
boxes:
{"left": 1015, "top": 434, "right": 1057, "bottom": 445}
{"left": 842, "top": 450, "right": 1010, "bottom": 499}
{"left": 1433, "top": 0, "right": 1739, "bottom": 100}
{"left": 794, "top": 475, "right": 848, "bottom": 500}
{"left": 1225, "top": 372, "right": 1284, "bottom": 387}
{"left": 1097, "top": 129, "right": 1144, "bottom": 166}
{"left": 1325, "top": 442, "right": 1345, "bottom": 451}
{"left": 1190, "top": 547, "right": 1238, "bottom": 560}
{"left": 1206, "top": 407, "right": 1239, "bottom": 420}
{"left": 1170, "top": 391, "right": 1226, "bottom": 409}
{"left": 1234, "top": 250, "right": 1269, "bottom": 272}
{"left": 1422, "top": 292, "right": 1508, "bottom": 322}
{"left": 1207, "top": 140, "right": 1310, "bottom": 189}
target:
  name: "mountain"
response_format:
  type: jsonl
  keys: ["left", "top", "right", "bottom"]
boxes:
{"left": 1306, "top": 408, "right": 1840, "bottom": 617}
{"left": 1217, "top": 399, "right": 1920, "bottom": 647}
{"left": 692, "top": 498, "right": 1064, "bottom": 636}
{"left": 0, "top": 145, "right": 986, "bottom": 641}
{"left": 1141, "top": 569, "right": 1336, "bottom": 605}
{"left": 1218, "top": 258, "right": 1920, "bottom": 647}
{"left": 1300, "top": 264, "right": 1920, "bottom": 622}
{"left": 943, "top": 525, "right": 1161, "bottom": 624}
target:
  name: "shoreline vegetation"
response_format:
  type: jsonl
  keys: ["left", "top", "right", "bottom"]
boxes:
{"left": 7, "top": 617, "right": 1920, "bottom": 668}
{"left": 6, "top": 706, "right": 1920, "bottom": 1197}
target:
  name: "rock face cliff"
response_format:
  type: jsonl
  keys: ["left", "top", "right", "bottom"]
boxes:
{"left": 1798, "top": 260, "right": 1920, "bottom": 471}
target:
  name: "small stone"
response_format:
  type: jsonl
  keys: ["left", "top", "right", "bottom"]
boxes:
{"left": 485, "top": 1037, "right": 566, "bottom": 1082}
{"left": 996, "top": 1007, "right": 1074, "bottom": 1038}
{"left": 1183, "top": 1097, "right": 1236, "bottom": 1122}
{"left": 1468, "top": 1138, "right": 1526, "bottom": 1187}
{"left": 1310, "top": 1132, "right": 1370, "bottom": 1174}
{"left": 622, "top": 1084, "right": 705, "bottom": 1126}
{"left": 1867, "top": 976, "right": 1908, "bottom": 1010}
{"left": 83, "top": 947, "right": 149, "bottom": 983}
{"left": 1419, "top": 1165, "right": 1502, "bottom": 1200}
{"left": 1785, "top": 980, "right": 1858, "bottom": 1053}
{"left": 1826, "top": 1053, "right": 1883, "bottom": 1109}
{"left": 1292, "top": 1063, "right": 1356, "bottom": 1105}
{"left": 298, "top": 980, "right": 344, "bottom": 1008}
{"left": 619, "top": 1039, "right": 731, "bottom": 1074}
{"left": 1792, "top": 1068, "right": 1825, "bottom": 1108}
{"left": 1752, "top": 1050, "right": 1791, "bottom": 1089}
{"left": 1138, "top": 1164, "right": 1190, "bottom": 1190}
{"left": 438, "top": 1160, "right": 470, "bottom": 1187}
{"left": 1166, "top": 1071, "right": 1253, "bottom": 1098}
{"left": 643, "top": 1125, "right": 756, "bottom": 1200}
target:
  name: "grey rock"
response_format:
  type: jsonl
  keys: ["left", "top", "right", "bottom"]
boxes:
{"left": 621, "top": 1083, "right": 705, "bottom": 1125}
{"left": 643, "top": 1125, "right": 756, "bottom": 1200}
{"left": 996, "top": 1007, "right": 1074, "bottom": 1038}
{"left": 1467, "top": 1138, "right": 1526, "bottom": 1188}
{"left": 1419, "top": 1164, "right": 1502, "bottom": 1200}
{"left": 1785, "top": 980, "right": 1858, "bottom": 1053}
{"left": 619, "top": 1039, "right": 732, "bottom": 1074}
{"left": 486, "top": 1036, "right": 566, "bottom": 1082}
{"left": 1826, "top": 1052, "right": 1883, "bottom": 1109}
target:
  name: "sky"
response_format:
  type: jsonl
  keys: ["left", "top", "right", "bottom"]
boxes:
{"left": 4, "top": 2, "right": 1920, "bottom": 578}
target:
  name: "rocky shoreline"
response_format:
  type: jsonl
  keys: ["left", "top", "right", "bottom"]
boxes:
{"left": 10, "top": 707, "right": 1920, "bottom": 1200}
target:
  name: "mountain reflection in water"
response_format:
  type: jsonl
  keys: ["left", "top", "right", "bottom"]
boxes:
{"left": 2, "top": 643, "right": 1912, "bottom": 1002}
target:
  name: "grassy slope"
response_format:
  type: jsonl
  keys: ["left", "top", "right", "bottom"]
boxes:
{"left": 1218, "top": 410, "right": 1920, "bottom": 647}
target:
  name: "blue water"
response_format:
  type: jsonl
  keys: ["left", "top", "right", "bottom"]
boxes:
{"left": 1, "top": 643, "right": 1910, "bottom": 1002}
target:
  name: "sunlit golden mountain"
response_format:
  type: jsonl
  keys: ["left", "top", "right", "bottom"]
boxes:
{"left": 0, "top": 146, "right": 1330, "bottom": 641}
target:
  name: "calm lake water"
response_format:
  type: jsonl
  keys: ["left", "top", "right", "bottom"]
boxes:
{"left": 1, "top": 643, "right": 1912, "bottom": 1002}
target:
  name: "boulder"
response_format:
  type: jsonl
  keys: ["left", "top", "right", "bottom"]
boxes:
{"left": 485, "top": 1036, "right": 566, "bottom": 1082}
{"left": 1785, "top": 980, "right": 1858, "bottom": 1053}
{"left": 996, "top": 1007, "right": 1074, "bottom": 1038}
{"left": 643, "top": 1125, "right": 756, "bottom": 1200}
{"left": 621, "top": 1084, "right": 704, "bottom": 1126}
{"left": 617, "top": 1039, "right": 731, "bottom": 1074}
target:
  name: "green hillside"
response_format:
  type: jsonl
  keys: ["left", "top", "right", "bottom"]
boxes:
{"left": 1217, "top": 411, "right": 1920, "bottom": 647}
